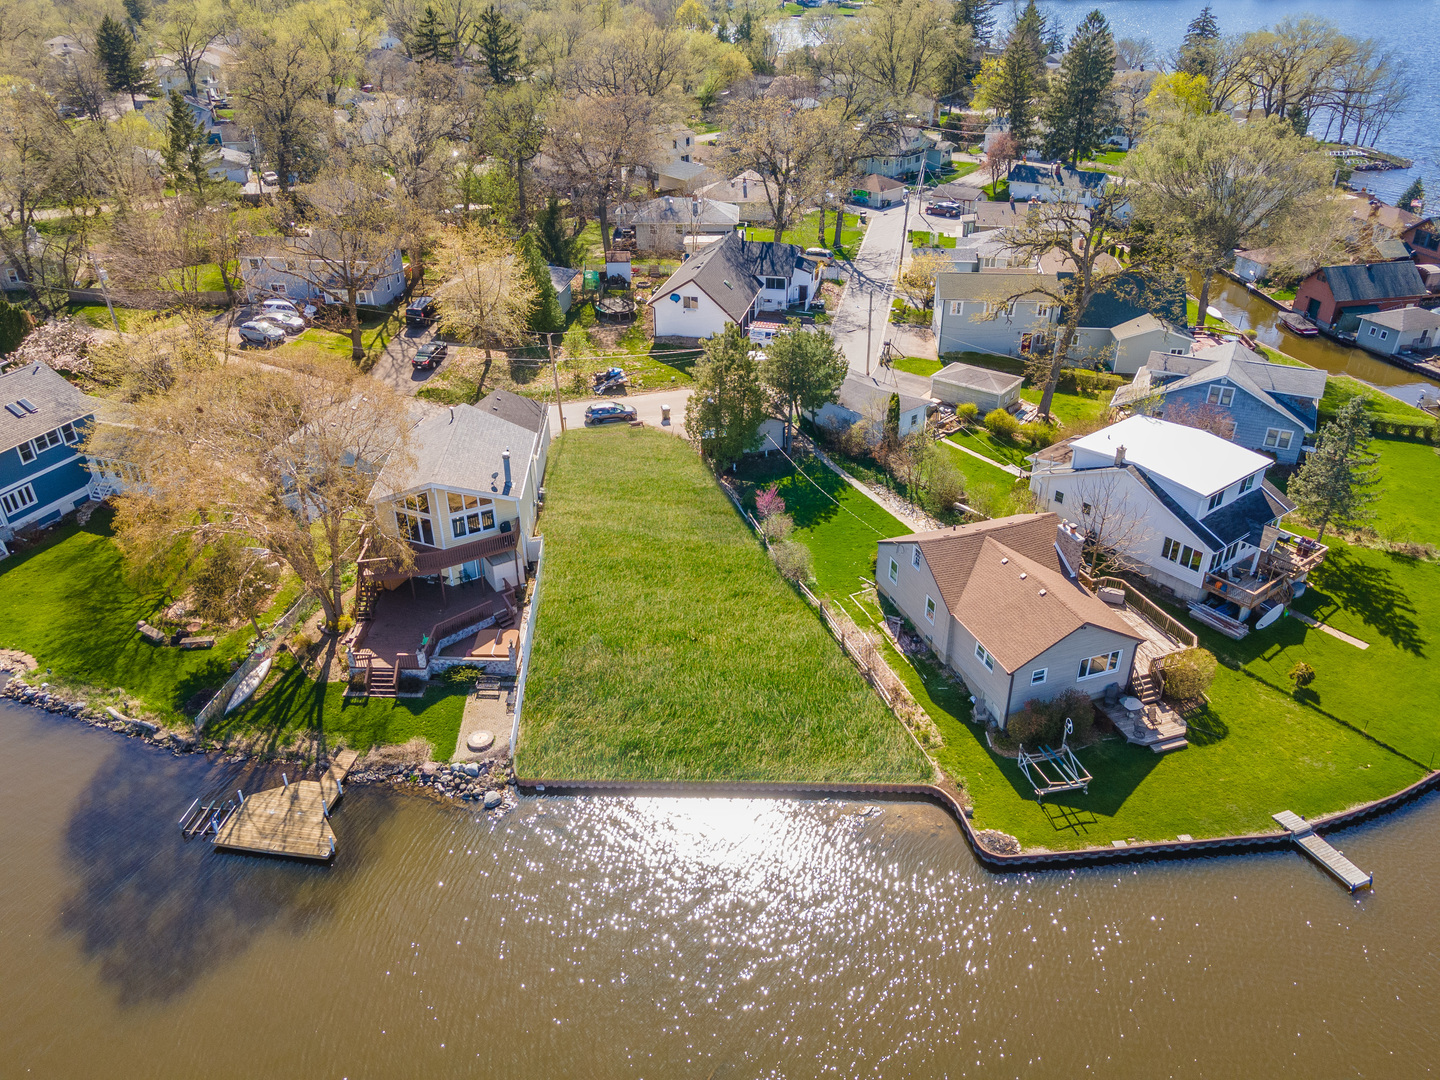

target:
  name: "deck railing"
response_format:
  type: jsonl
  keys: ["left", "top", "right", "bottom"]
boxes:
{"left": 1091, "top": 576, "right": 1198, "bottom": 650}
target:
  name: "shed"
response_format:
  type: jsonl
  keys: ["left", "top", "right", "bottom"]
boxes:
{"left": 547, "top": 265, "right": 576, "bottom": 313}
{"left": 931, "top": 362, "right": 1023, "bottom": 412}
{"left": 604, "top": 250, "right": 632, "bottom": 284}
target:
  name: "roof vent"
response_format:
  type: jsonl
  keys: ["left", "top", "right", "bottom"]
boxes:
{"left": 1038, "top": 588, "right": 1047, "bottom": 596}
{"left": 1019, "top": 572, "right": 1027, "bottom": 580}
{"left": 1000, "top": 556, "right": 1009, "bottom": 564}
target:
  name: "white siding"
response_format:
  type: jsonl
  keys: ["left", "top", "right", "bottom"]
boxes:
{"left": 652, "top": 290, "right": 733, "bottom": 339}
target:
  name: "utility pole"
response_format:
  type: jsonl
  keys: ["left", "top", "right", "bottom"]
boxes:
{"left": 90, "top": 253, "right": 122, "bottom": 337}
{"left": 866, "top": 290, "right": 873, "bottom": 376}
{"left": 548, "top": 332, "right": 566, "bottom": 431}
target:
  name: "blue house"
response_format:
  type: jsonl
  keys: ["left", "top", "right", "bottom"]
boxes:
{"left": 0, "top": 362, "right": 98, "bottom": 552}
{"left": 1109, "top": 341, "right": 1328, "bottom": 465}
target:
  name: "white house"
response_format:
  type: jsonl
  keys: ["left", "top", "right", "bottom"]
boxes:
{"left": 548, "top": 265, "right": 576, "bottom": 313}
{"left": 615, "top": 196, "right": 739, "bottom": 254}
{"left": 239, "top": 237, "right": 406, "bottom": 307}
{"left": 1028, "top": 416, "right": 1316, "bottom": 622}
{"left": 812, "top": 374, "right": 930, "bottom": 440}
{"left": 649, "top": 232, "right": 818, "bottom": 340}
{"left": 1007, "top": 163, "right": 1109, "bottom": 207}
{"left": 876, "top": 513, "right": 1145, "bottom": 727}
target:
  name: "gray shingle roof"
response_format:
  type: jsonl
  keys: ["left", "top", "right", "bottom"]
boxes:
{"left": 1358, "top": 305, "right": 1440, "bottom": 331}
{"left": 371, "top": 401, "right": 541, "bottom": 503}
{"left": 476, "top": 389, "right": 546, "bottom": 434}
{"left": 649, "top": 232, "right": 805, "bottom": 323}
{"left": 1009, "top": 164, "right": 1108, "bottom": 192}
{"left": 1319, "top": 261, "right": 1428, "bottom": 303}
{"left": 622, "top": 196, "right": 739, "bottom": 227}
{"left": 547, "top": 265, "right": 575, "bottom": 294}
{"left": 839, "top": 373, "right": 929, "bottom": 416}
{"left": 935, "top": 271, "right": 1058, "bottom": 302}
{"left": 0, "top": 362, "right": 96, "bottom": 453}
{"left": 933, "top": 362, "right": 1023, "bottom": 395}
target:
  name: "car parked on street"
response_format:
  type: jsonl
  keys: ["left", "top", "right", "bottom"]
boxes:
{"left": 238, "top": 320, "right": 285, "bottom": 347}
{"left": 584, "top": 402, "right": 638, "bottom": 425}
{"left": 256, "top": 311, "right": 305, "bottom": 335}
{"left": 411, "top": 340, "right": 449, "bottom": 370}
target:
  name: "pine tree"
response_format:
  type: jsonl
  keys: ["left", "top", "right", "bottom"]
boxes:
{"left": 1176, "top": 5, "right": 1221, "bottom": 80}
{"left": 1288, "top": 397, "right": 1380, "bottom": 541}
{"left": 974, "top": 10, "right": 1046, "bottom": 148}
{"left": 534, "top": 196, "right": 577, "bottom": 268}
{"left": 122, "top": 0, "right": 148, "bottom": 27}
{"left": 1397, "top": 176, "right": 1426, "bottom": 215}
{"left": 474, "top": 4, "right": 521, "bottom": 84}
{"left": 408, "top": 6, "right": 454, "bottom": 63}
{"left": 0, "top": 300, "right": 32, "bottom": 355}
{"left": 520, "top": 234, "right": 565, "bottom": 334}
{"left": 163, "top": 89, "right": 214, "bottom": 193}
{"left": 96, "top": 13, "right": 156, "bottom": 105}
{"left": 955, "top": 0, "right": 999, "bottom": 47}
{"left": 1041, "top": 10, "right": 1118, "bottom": 166}
{"left": 885, "top": 392, "right": 901, "bottom": 442}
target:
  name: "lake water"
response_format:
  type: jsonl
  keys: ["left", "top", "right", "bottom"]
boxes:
{"left": 5, "top": 698, "right": 1440, "bottom": 1077}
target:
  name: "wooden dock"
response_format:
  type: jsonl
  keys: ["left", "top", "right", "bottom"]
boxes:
{"left": 1273, "top": 811, "right": 1373, "bottom": 892}
{"left": 213, "top": 749, "right": 360, "bottom": 861}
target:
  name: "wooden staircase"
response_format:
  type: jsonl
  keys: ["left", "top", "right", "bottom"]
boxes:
{"left": 355, "top": 574, "right": 381, "bottom": 620}
{"left": 1132, "top": 668, "right": 1163, "bottom": 706}
{"left": 367, "top": 664, "right": 396, "bottom": 698}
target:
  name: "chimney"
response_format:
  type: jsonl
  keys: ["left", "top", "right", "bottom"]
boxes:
{"left": 502, "top": 447, "right": 512, "bottom": 491}
{"left": 1055, "top": 520, "right": 1083, "bottom": 578}
{"left": 742, "top": 179, "right": 748, "bottom": 198}
{"left": 1114, "top": 444, "right": 1126, "bottom": 467}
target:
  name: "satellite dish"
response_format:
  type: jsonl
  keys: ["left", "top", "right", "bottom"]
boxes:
{"left": 670, "top": 293, "right": 680, "bottom": 302}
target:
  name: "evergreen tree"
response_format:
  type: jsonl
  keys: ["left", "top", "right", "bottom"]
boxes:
{"left": 974, "top": 7, "right": 1047, "bottom": 147}
{"left": 473, "top": 4, "right": 521, "bottom": 84}
{"left": 0, "top": 300, "right": 32, "bottom": 355}
{"left": 122, "top": 0, "right": 148, "bottom": 27}
{"left": 1397, "top": 176, "right": 1426, "bottom": 215}
{"left": 685, "top": 325, "right": 767, "bottom": 469}
{"left": 519, "top": 234, "right": 565, "bottom": 335}
{"left": 885, "top": 392, "right": 901, "bottom": 442}
{"left": 1286, "top": 102, "right": 1309, "bottom": 137}
{"left": 1288, "top": 397, "right": 1380, "bottom": 541}
{"left": 533, "top": 196, "right": 577, "bottom": 268}
{"left": 96, "top": 13, "right": 156, "bottom": 105}
{"left": 1176, "top": 5, "right": 1221, "bottom": 80}
{"left": 955, "top": 0, "right": 999, "bottom": 48}
{"left": 407, "top": 6, "right": 454, "bottom": 63}
{"left": 760, "top": 321, "right": 847, "bottom": 447}
{"left": 1041, "top": 10, "right": 1118, "bottom": 166}
{"left": 163, "top": 89, "right": 215, "bottom": 194}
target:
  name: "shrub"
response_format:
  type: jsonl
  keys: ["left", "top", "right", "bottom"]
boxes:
{"left": 1289, "top": 661, "right": 1316, "bottom": 692}
{"left": 1021, "top": 421, "right": 1056, "bottom": 448}
{"left": 956, "top": 401, "right": 980, "bottom": 422}
{"left": 754, "top": 483, "right": 785, "bottom": 519}
{"left": 771, "top": 540, "right": 812, "bottom": 583}
{"left": 984, "top": 408, "right": 1020, "bottom": 440}
{"left": 1007, "top": 688, "right": 1092, "bottom": 745}
{"left": 919, "top": 460, "right": 966, "bottom": 515}
{"left": 1161, "top": 648, "right": 1217, "bottom": 701}
{"left": 1060, "top": 368, "right": 1125, "bottom": 396}
{"left": 759, "top": 510, "right": 794, "bottom": 543}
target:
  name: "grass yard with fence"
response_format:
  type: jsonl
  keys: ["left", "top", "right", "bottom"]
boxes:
{"left": 516, "top": 426, "right": 930, "bottom": 783}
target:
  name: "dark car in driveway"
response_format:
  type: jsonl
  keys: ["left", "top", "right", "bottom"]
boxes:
{"left": 405, "top": 296, "right": 437, "bottom": 327}
{"left": 584, "top": 402, "right": 637, "bottom": 425}
{"left": 412, "top": 340, "right": 449, "bottom": 370}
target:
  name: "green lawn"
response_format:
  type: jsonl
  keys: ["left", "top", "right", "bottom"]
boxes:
{"left": 204, "top": 655, "right": 470, "bottom": 760}
{"left": 945, "top": 426, "right": 1032, "bottom": 469}
{"left": 982, "top": 180, "right": 1009, "bottom": 201}
{"left": 1320, "top": 374, "right": 1436, "bottom": 429}
{"left": 1019, "top": 385, "right": 1114, "bottom": 429}
{"left": 64, "top": 302, "right": 179, "bottom": 332}
{"left": 893, "top": 355, "right": 943, "bottom": 377}
{"left": 517, "top": 426, "right": 930, "bottom": 783}
{"left": 0, "top": 513, "right": 250, "bottom": 721}
{"left": 746, "top": 211, "right": 865, "bottom": 259}
{"left": 1370, "top": 438, "right": 1440, "bottom": 545}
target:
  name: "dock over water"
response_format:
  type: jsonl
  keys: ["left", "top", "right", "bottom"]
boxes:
{"left": 213, "top": 749, "right": 360, "bottom": 861}
{"left": 1273, "top": 811, "right": 1373, "bottom": 892}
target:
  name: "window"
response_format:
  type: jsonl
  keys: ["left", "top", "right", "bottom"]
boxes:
{"left": 888, "top": 558, "right": 898, "bottom": 584}
{"left": 924, "top": 595, "right": 936, "bottom": 624}
{"left": 395, "top": 492, "right": 434, "bottom": 545}
{"left": 32, "top": 428, "right": 63, "bottom": 452}
{"left": 60, "top": 422, "right": 77, "bottom": 443}
{"left": 764, "top": 277, "right": 786, "bottom": 290}
{"left": 1206, "top": 385, "right": 1235, "bottom": 407}
{"left": 1081, "top": 501, "right": 1093, "bottom": 515}
{"left": 1035, "top": 304, "right": 1053, "bottom": 319}
{"left": 675, "top": 225, "right": 685, "bottom": 235}
{"left": 1225, "top": 541, "right": 1240, "bottom": 563}
{"left": 1379, "top": 330, "right": 1389, "bottom": 341}
{"left": 1208, "top": 490, "right": 1224, "bottom": 511}
{"left": 683, "top": 295, "right": 698, "bottom": 309}
{"left": 1238, "top": 474, "right": 1255, "bottom": 494}
{"left": 269, "top": 283, "right": 286, "bottom": 295}
{"left": 1053, "top": 490, "right": 1064, "bottom": 504}
{"left": 975, "top": 641, "right": 994, "bottom": 671}
{"left": 1077, "top": 650, "right": 1122, "bottom": 680}
{"left": 1208, "top": 552, "right": 1222, "bottom": 572}
{"left": 1368, "top": 325, "right": 1378, "bottom": 337}
{"left": 1264, "top": 428, "right": 1293, "bottom": 450}
{"left": 1161, "top": 537, "right": 1203, "bottom": 572}
{"left": 1030, "top": 668, "right": 1047, "bottom": 685}
{"left": 949, "top": 300, "right": 963, "bottom": 315}
{"left": 448, "top": 492, "right": 495, "bottom": 538}
{"left": 1, "top": 483, "right": 37, "bottom": 516}
{"left": 17, "top": 442, "right": 35, "bottom": 465}
{"left": 911, "top": 545, "right": 922, "bottom": 569}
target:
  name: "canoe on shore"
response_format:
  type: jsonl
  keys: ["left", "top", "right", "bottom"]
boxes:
{"left": 226, "top": 657, "right": 272, "bottom": 714}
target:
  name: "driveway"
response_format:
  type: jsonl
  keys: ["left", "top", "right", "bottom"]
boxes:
{"left": 548, "top": 386, "right": 693, "bottom": 437}
{"left": 369, "top": 323, "right": 451, "bottom": 395}
{"left": 828, "top": 200, "right": 912, "bottom": 376}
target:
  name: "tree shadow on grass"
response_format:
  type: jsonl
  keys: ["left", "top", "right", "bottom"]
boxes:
{"left": 56, "top": 738, "right": 395, "bottom": 1005}
{"left": 1308, "top": 548, "right": 1426, "bottom": 656}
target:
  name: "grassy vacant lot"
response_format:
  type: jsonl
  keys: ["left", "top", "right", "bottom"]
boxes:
{"left": 0, "top": 514, "right": 249, "bottom": 720}
{"left": 1370, "top": 438, "right": 1440, "bottom": 545}
{"left": 738, "top": 457, "right": 1431, "bottom": 848}
{"left": 205, "top": 655, "right": 469, "bottom": 760}
{"left": 747, "top": 211, "right": 865, "bottom": 259}
{"left": 517, "top": 426, "right": 930, "bottom": 783}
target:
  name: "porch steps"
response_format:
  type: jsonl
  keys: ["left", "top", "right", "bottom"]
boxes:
{"left": 1133, "top": 670, "right": 1163, "bottom": 706}
{"left": 368, "top": 668, "right": 396, "bottom": 698}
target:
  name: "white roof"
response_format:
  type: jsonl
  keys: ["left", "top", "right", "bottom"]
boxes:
{"left": 1073, "top": 414, "right": 1269, "bottom": 495}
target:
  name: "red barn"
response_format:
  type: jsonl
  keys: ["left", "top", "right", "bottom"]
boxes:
{"left": 1292, "top": 261, "right": 1432, "bottom": 333}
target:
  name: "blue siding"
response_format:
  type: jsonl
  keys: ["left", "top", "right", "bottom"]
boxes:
{"left": 1161, "top": 386, "right": 1305, "bottom": 465}
{"left": 0, "top": 413, "right": 95, "bottom": 528}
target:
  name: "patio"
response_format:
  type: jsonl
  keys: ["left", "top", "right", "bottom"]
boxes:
{"left": 353, "top": 578, "right": 513, "bottom": 671}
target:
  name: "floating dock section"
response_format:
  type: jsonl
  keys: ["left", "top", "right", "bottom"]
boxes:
{"left": 212, "top": 749, "right": 359, "bottom": 861}
{"left": 1273, "top": 810, "right": 1373, "bottom": 892}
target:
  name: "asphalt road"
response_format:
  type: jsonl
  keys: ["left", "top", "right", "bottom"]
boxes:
{"left": 548, "top": 386, "right": 694, "bottom": 437}
{"left": 828, "top": 199, "right": 912, "bottom": 376}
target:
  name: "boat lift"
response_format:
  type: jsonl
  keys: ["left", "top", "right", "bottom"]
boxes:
{"left": 1016, "top": 719, "right": 1092, "bottom": 802}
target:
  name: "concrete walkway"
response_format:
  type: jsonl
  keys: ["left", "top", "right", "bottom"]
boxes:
{"left": 940, "top": 437, "right": 1025, "bottom": 477}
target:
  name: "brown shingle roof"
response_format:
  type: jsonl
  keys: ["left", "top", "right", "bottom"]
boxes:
{"left": 881, "top": 513, "right": 1140, "bottom": 671}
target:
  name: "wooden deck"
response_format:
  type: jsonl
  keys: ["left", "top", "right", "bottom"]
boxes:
{"left": 1098, "top": 698, "right": 1188, "bottom": 752}
{"left": 213, "top": 749, "right": 359, "bottom": 861}
{"left": 1273, "top": 810, "right": 1373, "bottom": 892}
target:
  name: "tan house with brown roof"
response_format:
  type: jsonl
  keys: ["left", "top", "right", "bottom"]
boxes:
{"left": 876, "top": 513, "right": 1145, "bottom": 727}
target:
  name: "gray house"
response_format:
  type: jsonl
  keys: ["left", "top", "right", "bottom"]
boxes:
{"left": 812, "top": 374, "right": 930, "bottom": 440}
{"left": 1355, "top": 306, "right": 1440, "bottom": 356}
{"left": 876, "top": 513, "right": 1144, "bottom": 727}
{"left": 1110, "top": 342, "right": 1326, "bottom": 465}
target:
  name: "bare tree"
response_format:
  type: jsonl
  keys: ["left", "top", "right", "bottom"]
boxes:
{"left": 350, "top": 61, "right": 478, "bottom": 206}
{"left": 433, "top": 223, "right": 536, "bottom": 361}
{"left": 153, "top": 0, "right": 227, "bottom": 98}
{"left": 721, "top": 95, "right": 834, "bottom": 238}
{"left": 87, "top": 355, "right": 415, "bottom": 634}
{"left": 232, "top": 21, "right": 331, "bottom": 191}
{"left": 1062, "top": 469, "right": 1157, "bottom": 577}
{"left": 544, "top": 92, "right": 656, "bottom": 244}
{"left": 299, "top": 0, "right": 380, "bottom": 105}
{"left": 1161, "top": 399, "right": 1237, "bottom": 439}
{"left": 983, "top": 130, "right": 1017, "bottom": 190}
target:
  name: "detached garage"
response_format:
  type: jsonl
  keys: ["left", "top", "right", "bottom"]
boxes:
{"left": 931, "top": 362, "right": 1023, "bottom": 413}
